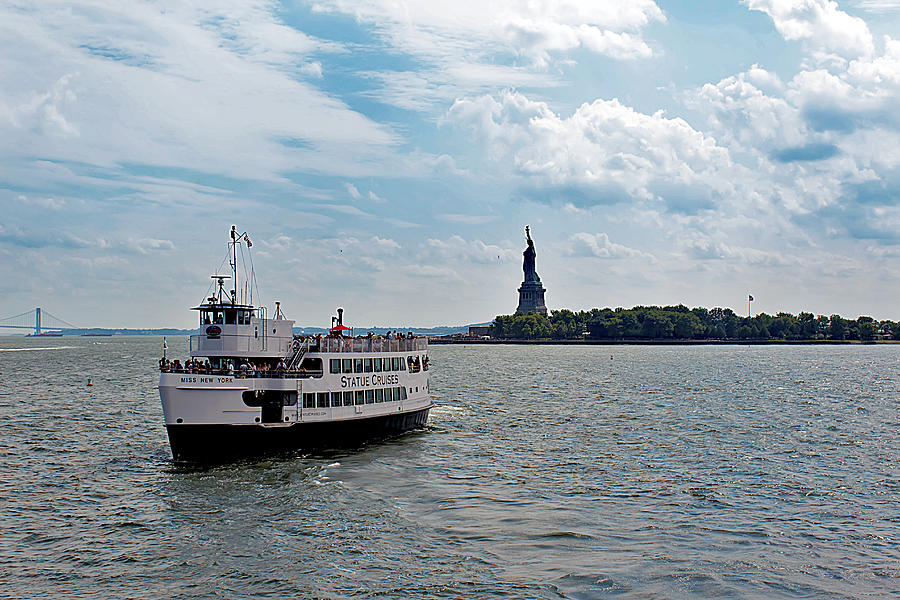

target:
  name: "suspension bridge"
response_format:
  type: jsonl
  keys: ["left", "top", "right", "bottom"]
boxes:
{"left": 0, "top": 308, "right": 79, "bottom": 335}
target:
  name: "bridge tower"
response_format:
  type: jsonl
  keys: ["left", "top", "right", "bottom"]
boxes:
{"left": 35, "top": 307, "right": 41, "bottom": 335}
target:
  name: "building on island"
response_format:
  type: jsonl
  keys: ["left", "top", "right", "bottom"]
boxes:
{"left": 516, "top": 226, "right": 548, "bottom": 315}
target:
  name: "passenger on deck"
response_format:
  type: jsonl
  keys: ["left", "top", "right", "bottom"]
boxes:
{"left": 227, "top": 360, "right": 235, "bottom": 376}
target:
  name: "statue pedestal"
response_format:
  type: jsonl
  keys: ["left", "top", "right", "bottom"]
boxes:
{"left": 516, "top": 282, "right": 547, "bottom": 315}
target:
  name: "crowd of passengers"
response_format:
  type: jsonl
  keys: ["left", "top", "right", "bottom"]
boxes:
{"left": 294, "top": 330, "right": 417, "bottom": 344}
{"left": 159, "top": 356, "right": 299, "bottom": 376}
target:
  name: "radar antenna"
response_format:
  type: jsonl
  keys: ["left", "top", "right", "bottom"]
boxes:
{"left": 210, "top": 274, "right": 232, "bottom": 304}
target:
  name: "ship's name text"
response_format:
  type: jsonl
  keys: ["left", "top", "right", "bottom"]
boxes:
{"left": 340, "top": 374, "right": 400, "bottom": 388}
{"left": 179, "top": 376, "right": 235, "bottom": 384}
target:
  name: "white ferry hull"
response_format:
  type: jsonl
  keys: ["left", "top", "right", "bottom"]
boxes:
{"left": 165, "top": 405, "right": 431, "bottom": 463}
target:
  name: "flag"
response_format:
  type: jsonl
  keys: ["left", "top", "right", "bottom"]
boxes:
{"left": 748, "top": 294, "right": 754, "bottom": 301}
{"left": 244, "top": 234, "right": 252, "bottom": 248}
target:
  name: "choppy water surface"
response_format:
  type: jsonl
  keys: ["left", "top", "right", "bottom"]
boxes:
{"left": 2, "top": 337, "right": 899, "bottom": 599}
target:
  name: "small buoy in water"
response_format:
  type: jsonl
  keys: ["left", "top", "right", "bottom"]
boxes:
{"left": 87, "top": 378, "right": 93, "bottom": 386}
{"left": 610, "top": 355, "right": 613, "bottom": 360}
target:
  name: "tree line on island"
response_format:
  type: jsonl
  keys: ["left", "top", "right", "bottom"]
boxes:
{"left": 491, "top": 306, "right": 896, "bottom": 341}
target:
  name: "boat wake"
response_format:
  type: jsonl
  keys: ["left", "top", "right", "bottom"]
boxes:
{"left": 0, "top": 346, "right": 77, "bottom": 352}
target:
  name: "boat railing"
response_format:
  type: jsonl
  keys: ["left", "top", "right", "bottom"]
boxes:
{"left": 160, "top": 366, "right": 324, "bottom": 379}
{"left": 311, "top": 337, "right": 428, "bottom": 353}
{"left": 188, "top": 334, "right": 427, "bottom": 357}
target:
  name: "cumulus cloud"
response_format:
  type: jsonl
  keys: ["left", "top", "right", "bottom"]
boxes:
{"left": 448, "top": 89, "right": 735, "bottom": 211}
{"left": 744, "top": 0, "right": 875, "bottom": 57}
{"left": 371, "top": 235, "right": 400, "bottom": 249}
{"left": 566, "top": 232, "right": 654, "bottom": 261}
{"left": 685, "top": 235, "right": 794, "bottom": 265}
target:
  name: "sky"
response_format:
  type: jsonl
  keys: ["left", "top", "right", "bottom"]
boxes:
{"left": 3, "top": 0, "right": 900, "bottom": 329}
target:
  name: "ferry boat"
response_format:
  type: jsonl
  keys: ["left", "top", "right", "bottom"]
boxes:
{"left": 158, "top": 226, "right": 432, "bottom": 463}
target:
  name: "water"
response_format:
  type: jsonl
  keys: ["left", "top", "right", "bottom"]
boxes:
{"left": 1, "top": 337, "right": 899, "bottom": 599}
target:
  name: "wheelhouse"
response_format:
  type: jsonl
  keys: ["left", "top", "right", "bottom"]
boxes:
{"left": 196, "top": 304, "right": 257, "bottom": 326}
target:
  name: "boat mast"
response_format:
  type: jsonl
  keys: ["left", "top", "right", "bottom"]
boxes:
{"left": 230, "top": 225, "right": 238, "bottom": 305}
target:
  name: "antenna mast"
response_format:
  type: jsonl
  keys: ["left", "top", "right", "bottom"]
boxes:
{"left": 230, "top": 225, "right": 238, "bottom": 305}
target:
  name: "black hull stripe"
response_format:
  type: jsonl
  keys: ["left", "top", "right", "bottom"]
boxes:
{"left": 165, "top": 407, "right": 431, "bottom": 463}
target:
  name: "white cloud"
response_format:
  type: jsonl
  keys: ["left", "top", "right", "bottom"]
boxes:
{"left": 0, "top": 0, "right": 403, "bottom": 189}
{"left": 299, "top": 61, "right": 324, "bottom": 78}
{"left": 344, "top": 183, "right": 362, "bottom": 199}
{"left": 313, "top": 0, "right": 663, "bottom": 111}
{"left": 684, "top": 235, "right": 793, "bottom": 265}
{"left": 371, "top": 235, "right": 400, "bottom": 249}
{"left": 17, "top": 194, "right": 66, "bottom": 210}
{"left": 124, "top": 238, "right": 176, "bottom": 254}
{"left": 425, "top": 235, "right": 516, "bottom": 263}
{"left": 448, "top": 89, "right": 734, "bottom": 209}
{"left": 745, "top": 0, "right": 875, "bottom": 57}
{"left": 315, "top": 0, "right": 663, "bottom": 65}
{"left": 566, "top": 232, "right": 654, "bottom": 261}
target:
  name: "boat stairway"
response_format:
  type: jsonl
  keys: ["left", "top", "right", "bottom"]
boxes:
{"left": 286, "top": 345, "right": 307, "bottom": 370}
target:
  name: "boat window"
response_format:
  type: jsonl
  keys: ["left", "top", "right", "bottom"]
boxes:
{"left": 300, "top": 357, "right": 322, "bottom": 374}
{"left": 317, "top": 392, "right": 329, "bottom": 408}
{"left": 225, "top": 309, "right": 237, "bottom": 325}
{"left": 342, "top": 359, "right": 353, "bottom": 374}
{"left": 383, "top": 358, "right": 392, "bottom": 372}
{"left": 392, "top": 357, "right": 401, "bottom": 371}
{"left": 354, "top": 359, "right": 363, "bottom": 373}
{"left": 343, "top": 391, "right": 354, "bottom": 406}
{"left": 399, "top": 357, "right": 406, "bottom": 371}
{"left": 201, "top": 311, "right": 212, "bottom": 325}
{"left": 373, "top": 358, "right": 382, "bottom": 372}
{"left": 364, "top": 358, "right": 373, "bottom": 373}
{"left": 401, "top": 387, "right": 408, "bottom": 400}
{"left": 329, "top": 359, "right": 340, "bottom": 374}
{"left": 330, "top": 392, "right": 342, "bottom": 407}
{"left": 355, "top": 390, "right": 365, "bottom": 405}
{"left": 365, "top": 390, "right": 374, "bottom": 404}
{"left": 375, "top": 388, "right": 384, "bottom": 403}
{"left": 303, "top": 393, "right": 316, "bottom": 408}
{"left": 212, "top": 311, "right": 223, "bottom": 324}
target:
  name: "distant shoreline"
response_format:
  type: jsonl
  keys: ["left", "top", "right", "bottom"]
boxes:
{"left": 429, "top": 338, "right": 897, "bottom": 346}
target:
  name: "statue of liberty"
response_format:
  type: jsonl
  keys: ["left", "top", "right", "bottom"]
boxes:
{"left": 516, "top": 225, "right": 548, "bottom": 315}
{"left": 522, "top": 226, "right": 541, "bottom": 285}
